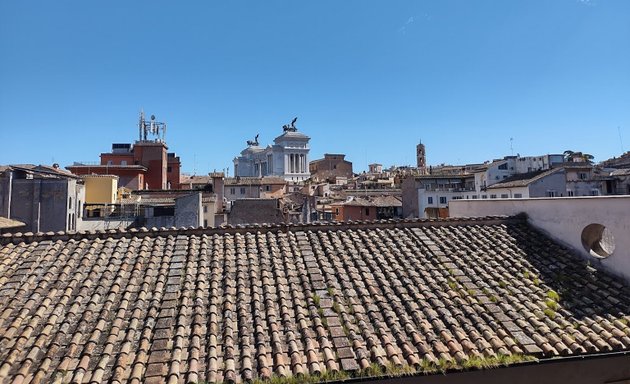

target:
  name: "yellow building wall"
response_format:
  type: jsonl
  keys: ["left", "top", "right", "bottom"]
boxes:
{"left": 82, "top": 176, "right": 118, "bottom": 204}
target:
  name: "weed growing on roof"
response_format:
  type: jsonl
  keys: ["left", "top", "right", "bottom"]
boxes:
{"left": 545, "top": 299, "right": 559, "bottom": 311}
{"left": 355, "top": 362, "right": 383, "bottom": 378}
{"left": 321, "top": 317, "right": 328, "bottom": 328}
{"left": 533, "top": 277, "right": 540, "bottom": 286}
{"left": 499, "top": 281, "right": 507, "bottom": 288}
{"left": 522, "top": 270, "right": 530, "bottom": 279}
{"left": 320, "top": 370, "right": 350, "bottom": 382}
{"left": 544, "top": 308, "right": 556, "bottom": 319}
{"left": 547, "top": 290, "right": 560, "bottom": 302}
{"left": 312, "top": 294, "right": 321, "bottom": 307}
{"left": 435, "top": 357, "right": 458, "bottom": 373}
{"left": 327, "top": 287, "right": 335, "bottom": 296}
{"left": 466, "top": 288, "right": 476, "bottom": 296}
{"left": 252, "top": 369, "right": 349, "bottom": 384}
{"left": 250, "top": 354, "right": 540, "bottom": 384}
{"left": 384, "top": 363, "right": 417, "bottom": 376}
{"left": 332, "top": 301, "right": 341, "bottom": 314}
{"left": 489, "top": 295, "right": 499, "bottom": 303}
{"left": 619, "top": 318, "right": 629, "bottom": 326}
{"left": 447, "top": 278, "right": 457, "bottom": 290}
{"left": 462, "top": 353, "right": 537, "bottom": 371}
{"left": 419, "top": 358, "right": 435, "bottom": 373}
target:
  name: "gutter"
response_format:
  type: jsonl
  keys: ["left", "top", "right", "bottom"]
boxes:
{"left": 323, "top": 351, "right": 630, "bottom": 384}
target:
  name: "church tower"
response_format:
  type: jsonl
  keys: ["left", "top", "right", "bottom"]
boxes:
{"left": 416, "top": 141, "right": 427, "bottom": 174}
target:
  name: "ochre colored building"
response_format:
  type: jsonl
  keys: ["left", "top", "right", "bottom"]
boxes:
{"left": 81, "top": 175, "right": 118, "bottom": 204}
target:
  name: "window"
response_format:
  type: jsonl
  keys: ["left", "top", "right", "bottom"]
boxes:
{"left": 107, "top": 160, "right": 113, "bottom": 165}
{"left": 68, "top": 197, "right": 72, "bottom": 210}
{"left": 547, "top": 190, "right": 557, "bottom": 197}
{"left": 365, "top": 208, "right": 370, "bottom": 215}
{"left": 167, "top": 166, "right": 172, "bottom": 172}
{"left": 472, "top": 195, "right": 478, "bottom": 199}
{"left": 121, "top": 160, "right": 127, "bottom": 165}
{"left": 204, "top": 220, "right": 208, "bottom": 227}
{"left": 490, "top": 194, "right": 497, "bottom": 199}
{"left": 154, "top": 206, "right": 175, "bottom": 216}
{"left": 265, "top": 185, "right": 271, "bottom": 191}
{"left": 500, "top": 194, "right": 508, "bottom": 199}
{"left": 498, "top": 163, "right": 508, "bottom": 170}
{"left": 514, "top": 193, "right": 523, "bottom": 198}
{"left": 439, "top": 196, "right": 447, "bottom": 204}
{"left": 482, "top": 195, "right": 487, "bottom": 199}
{"left": 240, "top": 187, "right": 246, "bottom": 194}
{"left": 578, "top": 172, "right": 588, "bottom": 180}
{"left": 452, "top": 196, "right": 463, "bottom": 200}
{"left": 203, "top": 206, "right": 208, "bottom": 213}
{"left": 230, "top": 187, "right": 235, "bottom": 194}
{"left": 427, "top": 197, "right": 433, "bottom": 204}
{"left": 335, "top": 208, "right": 339, "bottom": 214}
{"left": 567, "top": 190, "right": 574, "bottom": 197}
{"left": 590, "top": 189, "right": 599, "bottom": 196}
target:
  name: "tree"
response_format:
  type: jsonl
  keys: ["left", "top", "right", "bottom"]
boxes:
{"left": 563, "top": 150, "right": 594, "bottom": 163}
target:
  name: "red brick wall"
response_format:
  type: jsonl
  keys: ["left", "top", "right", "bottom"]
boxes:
{"left": 133, "top": 144, "right": 167, "bottom": 189}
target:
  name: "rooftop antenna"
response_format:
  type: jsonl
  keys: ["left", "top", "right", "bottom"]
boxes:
{"left": 138, "top": 110, "right": 167, "bottom": 143}
{"left": 510, "top": 137, "right": 514, "bottom": 156}
{"left": 619, "top": 126, "right": 625, "bottom": 153}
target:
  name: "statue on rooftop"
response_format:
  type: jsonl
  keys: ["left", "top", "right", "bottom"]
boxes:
{"left": 246, "top": 133, "right": 259, "bottom": 146}
{"left": 283, "top": 117, "right": 298, "bottom": 132}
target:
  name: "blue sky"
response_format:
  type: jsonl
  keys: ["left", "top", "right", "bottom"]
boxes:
{"left": 1, "top": 0, "right": 629, "bottom": 174}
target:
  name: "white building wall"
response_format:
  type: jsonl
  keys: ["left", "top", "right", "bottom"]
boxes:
{"left": 450, "top": 196, "right": 630, "bottom": 282}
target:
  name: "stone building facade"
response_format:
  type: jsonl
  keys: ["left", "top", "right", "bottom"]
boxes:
{"left": 233, "top": 120, "right": 310, "bottom": 182}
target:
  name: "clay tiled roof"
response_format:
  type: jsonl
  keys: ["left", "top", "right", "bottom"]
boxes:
{"left": 0, "top": 217, "right": 25, "bottom": 230}
{"left": 487, "top": 168, "right": 563, "bottom": 189}
{"left": 1, "top": 217, "right": 630, "bottom": 383}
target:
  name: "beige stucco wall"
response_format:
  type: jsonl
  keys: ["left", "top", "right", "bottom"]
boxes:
{"left": 82, "top": 175, "right": 118, "bottom": 204}
{"left": 450, "top": 196, "right": 630, "bottom": 282}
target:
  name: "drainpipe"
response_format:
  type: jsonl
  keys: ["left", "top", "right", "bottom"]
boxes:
{"left": 7, "top": 170, "right": 12, "bottom": 219}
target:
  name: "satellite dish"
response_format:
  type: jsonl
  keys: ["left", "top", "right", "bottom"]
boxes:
{"left": 150, "top": 114, "right": 156, "bottom": 120}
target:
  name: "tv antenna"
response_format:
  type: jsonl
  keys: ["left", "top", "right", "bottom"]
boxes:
{"left": 138, "top": 110, "right": 167, "bottom": 142}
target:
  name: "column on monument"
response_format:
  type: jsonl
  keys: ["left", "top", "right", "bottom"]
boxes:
{"left": 290, "top": 154, "right": 294, "bottom": 174}
{"left": 284, "top": 154, "right": 289, "bottom": 174}
{"left": 302, "top": 154, "right": 305, "bottom": 174}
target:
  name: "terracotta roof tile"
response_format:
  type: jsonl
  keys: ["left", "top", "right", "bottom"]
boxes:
{"left": 1, "top": 217, "right": 630, "bottom": 382}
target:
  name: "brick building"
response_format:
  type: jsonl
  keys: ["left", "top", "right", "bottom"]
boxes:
{"left": 309, "top": 153, "right": 353, "bottom": 182}
{"left": 67, "top": 112, "right": 181, "bottom": 190}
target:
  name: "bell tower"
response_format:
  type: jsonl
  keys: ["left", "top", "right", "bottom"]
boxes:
{"left": 416, "top": 141, "right": 427, "bottom": 174}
